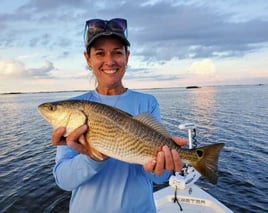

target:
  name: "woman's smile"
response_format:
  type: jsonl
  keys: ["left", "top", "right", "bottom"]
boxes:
{"left": 102, "top": 69, "right": 118, "bottom": 74}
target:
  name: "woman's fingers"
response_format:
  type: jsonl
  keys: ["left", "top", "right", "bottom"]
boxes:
{"left": 143, "top": 137, "right": 187, "bottom": 175}
{"left": 66, "top": 125, "right": 88, "bottom": 154}
{"left": 172, "top": 137, "right": 187, "bottom": 146}
{"left": 51, "top": 127, "right": 66, "bottom": 145}
{"left": 153, "top": 151, "right": 165, "bottom": 175}
{"left": 162, "top": 145, "right": 174, "bottom": 171}
{"left": 171, "top": 149, "right": 183, "bottom": 172}
{"left": 66, "top": 125, "right": 88, "bottom": 143}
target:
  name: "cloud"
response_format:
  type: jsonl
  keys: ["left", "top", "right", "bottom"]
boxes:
{"left": 189, "top": 59, "right": 216, "bottom": 76}
{"left": 1, "top": 0, "right": 268, "bottom": 92}
{"left": 0, "top": 58, "right": 55, "bottom": 79}
{"left": 18, "top": 0, "right": 91, "bottom": 12}
{"left": 128, "top": 3, "right": 268, "bottom": 61}
{"left": 27, "top": 61, "right": 55, "bottom": 78}
{"left": 0, "top": 59, "right": 24, "bottom": 77}
{"left": 1, "top": 0, "right": 268, "bottom": 62}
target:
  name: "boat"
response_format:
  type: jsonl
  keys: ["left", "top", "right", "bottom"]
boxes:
{"left": 154, "top": 123, "right": 233, "bottom": 213}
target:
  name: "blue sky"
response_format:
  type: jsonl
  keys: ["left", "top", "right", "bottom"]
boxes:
{"left": 1, "top": 0, "right": 268, "bottom": 93}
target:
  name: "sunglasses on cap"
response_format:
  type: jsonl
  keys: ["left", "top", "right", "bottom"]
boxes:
{"left": 84, "top": 18, "right": 130, "bottom": 51}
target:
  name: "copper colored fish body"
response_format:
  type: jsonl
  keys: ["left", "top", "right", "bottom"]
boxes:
{"left": 38, "top": 100, "right": 224, "bottom": 184}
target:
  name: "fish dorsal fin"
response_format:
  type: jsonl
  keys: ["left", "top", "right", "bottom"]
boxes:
{"left": 133, "top": 113, "right": 171, "bottom": 138}
{"left": 107, "top": 105, "right": 133, "bottom": 117}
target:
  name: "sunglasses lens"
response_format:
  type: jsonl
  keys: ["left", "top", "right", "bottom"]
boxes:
{"left": 84, "top": 18, "right": 128, "bottom": 48}
{"left": 88, "top": 20, "right": 106, "bottom": 33}
{"left": 84, "top": 19, "right": 103, "bottom": 47}
{"left": 108, "top": 18, "right": 127, "bottom": 32}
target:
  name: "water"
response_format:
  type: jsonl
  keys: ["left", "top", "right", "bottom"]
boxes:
{"left": 0, "top": 85, "right": 267, "bottom": 212}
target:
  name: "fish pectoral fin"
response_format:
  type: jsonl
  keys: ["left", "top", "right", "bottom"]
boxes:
{"left": 87, "top": 144, "right": 106, "bottom": 161}
{"left": 133, "top": 113, "right": 171, "bottom": 138}
{"left": 78, "top": 133, "right": 105, "bottom": 160}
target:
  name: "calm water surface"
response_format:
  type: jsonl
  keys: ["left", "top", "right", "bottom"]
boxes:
{"left": 0, "top": 85, "right": 267, "bottom": 212}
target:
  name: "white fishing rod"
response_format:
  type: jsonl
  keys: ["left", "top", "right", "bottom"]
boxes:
{"left": 178, "top": 123, "right": 196, "bottom": 149}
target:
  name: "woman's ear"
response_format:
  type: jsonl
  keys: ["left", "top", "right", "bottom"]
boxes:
{"left": 126, "top": 49, "right": 130, "bottom": 64}
{"left": 84, "top": 51, "right": 92, "bottom": 68}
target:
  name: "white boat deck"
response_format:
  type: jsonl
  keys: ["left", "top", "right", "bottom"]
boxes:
{"left": 154, "top": 123, "right": 233, "bottom": 213}
{"left": 154, "top": 184, "right": 233, "bottom": 213}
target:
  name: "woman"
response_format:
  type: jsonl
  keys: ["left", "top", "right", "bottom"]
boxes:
{"left": 51, "top": 18, "right": 186, "bottom": 213}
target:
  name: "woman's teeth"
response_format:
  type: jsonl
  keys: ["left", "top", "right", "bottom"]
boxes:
{"left": 103, "top": 69, "right": 117, "bottom": 74}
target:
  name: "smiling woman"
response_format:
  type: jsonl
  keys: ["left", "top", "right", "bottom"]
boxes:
{"left": 48, "top": 18, "right": 187, "bottom": 213}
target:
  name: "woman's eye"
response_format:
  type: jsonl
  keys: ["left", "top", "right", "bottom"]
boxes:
{"left": 95, "top": 51, "right": 104, "bottom": 56}
{"left": 113, "top": 50, "right": 123, "bottom": 55}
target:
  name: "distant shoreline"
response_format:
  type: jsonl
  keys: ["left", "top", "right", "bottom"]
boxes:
{"left": 0, "top": 90, "right": 88, "bottom": 95}
{"left": 0, "top": 83, "right": 266, "bottom": 95}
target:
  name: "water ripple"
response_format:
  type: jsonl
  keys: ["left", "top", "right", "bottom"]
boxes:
{"left": 1, "top": 86, "right": 267, "bottom": 212}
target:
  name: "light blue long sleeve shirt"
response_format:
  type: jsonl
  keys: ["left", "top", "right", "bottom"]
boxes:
{"left": 53, "top": 89, "right": 171, "bottom": 213}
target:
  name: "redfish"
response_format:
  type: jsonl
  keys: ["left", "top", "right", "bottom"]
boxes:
{"left": 38, "top": 100, "right": 224, "bottom": 184}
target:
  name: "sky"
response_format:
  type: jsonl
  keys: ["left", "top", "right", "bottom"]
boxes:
{"left": 1, "top": 0, "right": 268, "bottom": 93}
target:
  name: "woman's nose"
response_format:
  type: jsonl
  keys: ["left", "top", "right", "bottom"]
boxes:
{"left": 104, "top": 54, "right": 115, "bottom": 66}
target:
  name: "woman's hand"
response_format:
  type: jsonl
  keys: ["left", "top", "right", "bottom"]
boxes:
{"left": 51, "top": 125, "right": 107, "bottom": 160}
{"left": 143, "top": 137, "right": 187, "bottom": 175}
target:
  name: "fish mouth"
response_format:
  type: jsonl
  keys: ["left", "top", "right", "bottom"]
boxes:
{"left": 38, "top": 106, "right": 52, "bottom": 123}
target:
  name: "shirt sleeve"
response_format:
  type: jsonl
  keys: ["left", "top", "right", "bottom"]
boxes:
{"left": 53, "top": 146, "right": 107, "bottom": 191}
{"left": 145, "top": 170, "right": 172, "bottom": 184}
{"left": 149, "top": 96, "right": 161, "bottom": 121}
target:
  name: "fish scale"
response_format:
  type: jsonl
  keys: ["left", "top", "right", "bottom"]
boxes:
{"left": 87, "top": 106, "right": 158, "bottom": 159}
{"left": 38, "top": 100, "right": 224, "bottom": 184}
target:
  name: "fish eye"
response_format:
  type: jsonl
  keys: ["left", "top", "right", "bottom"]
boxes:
{"left": 48, "top": 105, "right": 57, "bottom": 111}
{"left": 196, "top": 150, "right": 203, "bottom": 158}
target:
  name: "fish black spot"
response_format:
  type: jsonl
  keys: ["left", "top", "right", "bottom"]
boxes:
{"left": 196, "top": 150, "right": 203, "bottom": 158}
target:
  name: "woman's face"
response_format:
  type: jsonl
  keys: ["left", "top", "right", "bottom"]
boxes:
{"left": 84, "top": 36, "right": 130, "bottom": 90}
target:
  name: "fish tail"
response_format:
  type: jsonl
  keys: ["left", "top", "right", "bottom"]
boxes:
{"left": 191, "top": 143, "right": 225, "bottom": 184}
